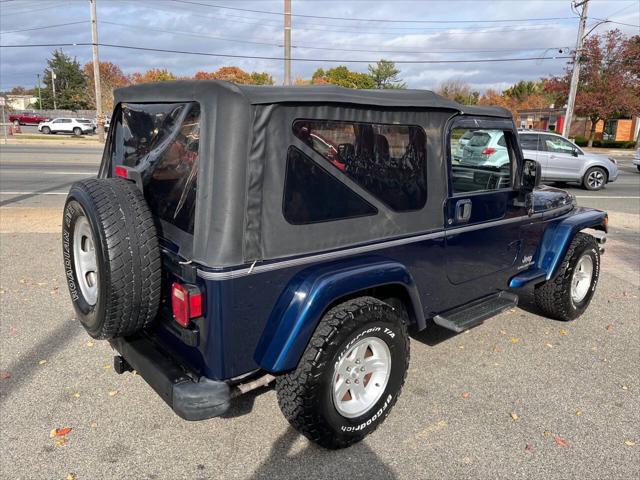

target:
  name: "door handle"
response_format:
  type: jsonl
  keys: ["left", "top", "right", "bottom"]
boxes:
{"left": 455, "top": 199, "right": 472, "bottom": 222}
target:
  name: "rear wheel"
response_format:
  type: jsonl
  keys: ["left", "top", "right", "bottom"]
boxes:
{"left": 583, "top": 167, "right": 607, "bottom": 190}
{"left": 276, "top": 297, "right": 409, "bottom": 449}
{"left": 13, "top": 120, "right": 20, "bottom": 126}
{"left": 63, "top": 178, "right": 162, "bottom": 339}
{"left": 41, "top": 126, "right": 51, "bottom": 134}
{"left": 534, "top": 232, "right": 600, "bottom": 321}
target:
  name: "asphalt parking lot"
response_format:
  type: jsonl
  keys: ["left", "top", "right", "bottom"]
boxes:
{"left": 0, "top": 144, "right": 638, "bottom": 479}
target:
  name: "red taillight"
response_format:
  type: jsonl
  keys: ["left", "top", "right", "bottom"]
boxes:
{"left": 171, "top": 282, "right": 203, "bottom": 327}
{"left": 115, "top": 165, "right": 129, "bottom": 179}
{"left": 481, "top": 147, "right": 497, "bottom": 156}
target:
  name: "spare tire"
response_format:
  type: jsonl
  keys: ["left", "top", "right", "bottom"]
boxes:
{"left": 62, "top": 178, "right": 162, "bottom": 339}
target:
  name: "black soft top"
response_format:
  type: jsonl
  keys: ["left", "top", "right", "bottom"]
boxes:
{"left": 109, "top": 80, "right": 514, "bottom": 267}
{"left": 114, "top": 80, "right": 510, "bottom": 117}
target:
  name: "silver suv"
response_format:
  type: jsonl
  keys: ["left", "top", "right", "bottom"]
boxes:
{"left": 518, "top": 130, "right": 619, "bottom": 190}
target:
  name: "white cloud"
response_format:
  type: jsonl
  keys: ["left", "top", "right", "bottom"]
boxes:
{"left": 0, "top": 0, "right": 638, "bottom": 92}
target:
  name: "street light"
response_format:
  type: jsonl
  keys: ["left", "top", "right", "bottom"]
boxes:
{"left": 51, "top": 71, "right": 57, "bottom": 110}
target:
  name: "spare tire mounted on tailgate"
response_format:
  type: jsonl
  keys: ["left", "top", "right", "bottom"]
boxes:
{"left": 62, "top": 178, "right": 162, "bottom": 339}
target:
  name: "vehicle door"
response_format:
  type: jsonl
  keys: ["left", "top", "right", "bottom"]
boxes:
{"left": 59, "top": 119, "right": 74, "bottom": 133}
{"left": 540, "top": 134, "right": 582, "bottom": 180}
{"left": 445, "top": 118, "right": 529, "bottom": 302}
{"left": 50, "top": 119, "right": 64, "bottom": 132}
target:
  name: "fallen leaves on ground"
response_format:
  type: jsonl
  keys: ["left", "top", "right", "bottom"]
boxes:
{"left": 90, "top": 422, "right": 97, "bottom": 428}
{"left": 66, "top": 474, "right": 77, "bottom": 480}
{"left": 461, "top": 392, "right": 470, "bottom": 399}
{"left": 606, "top": 324, "right": 613, "bottom": 331}
{"left": 0, "top": 372, "right": 11, "bottom": 380}
{"left": 545, "top": 343, "right": 553, "bottom": 348}
{"left": 73, "top": 392, "right": 80, "bottom": 398}
{"left": 103, "top": 364, "right": 111, "bottom": 370}
{"left": 108, "top": 390, "right": 119, "bottom": 396}
{"left": 559, "top": 329, "right": 568, "bottom": 336}
{"left": 510, "top": 412, "right": 519, "bottom": 421}
{"left": 576, "top": 410, "right": 583, "bottom": 416}
{"left": 38, "top": 360, "right": 47, "bottom": 365}
{"left": 625, "top": 440, "right": 636, "bottom": 447}
{"left": 86, "top": 341, "right": 94, "bottom": 347}
{"left": 415, "top": 420, "right": 448, "bottom": 439}
{"left": 510, "top": 337, "right": 520, "bottom": 344}
{"left": 554, "top": 436, "right": 570, "bottom": 448}
{"left": 524, "top": 443, "right": 533, "bottom": 452}
{"left": 50, "top": 427, "right": 72, "bottom": 438}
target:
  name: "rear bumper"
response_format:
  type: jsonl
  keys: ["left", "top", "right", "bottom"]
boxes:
{"left": 109, "top": 335, "right": 230, "bottom": 421}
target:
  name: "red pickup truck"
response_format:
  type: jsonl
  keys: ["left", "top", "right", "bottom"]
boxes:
{"left": 9, "top": 111, "right": 50, "bottom": 126}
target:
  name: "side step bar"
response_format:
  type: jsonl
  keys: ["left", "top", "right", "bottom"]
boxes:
{"left": 433, "top": 291, "right": 518, "bottom": 333}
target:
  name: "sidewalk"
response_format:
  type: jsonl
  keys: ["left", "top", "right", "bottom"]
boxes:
{"left": 1, "top": 134, "right": 103, "bottom": 147}
{"left": 583, "top": 147, "right": 637, "bottom": 156}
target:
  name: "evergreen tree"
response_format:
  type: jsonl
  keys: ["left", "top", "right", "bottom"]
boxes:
{"left": 41, "top": 50, "right": 90, "bottom": 110}
{"left": 368, "top": 60, "right": 406, "bottom": 89}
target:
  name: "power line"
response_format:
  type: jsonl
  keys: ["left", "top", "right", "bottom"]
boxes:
{"left": 117, "top": 2, "right": 572, "bottom": 37}
{"left": 590, "top": 17, "right": 640, "bottom": 27}
{"left": 0, "top": 21, "right": 88, "bottom": 35}
{"left": 102, "top": 19, "right": 571, "bottom": 55}
{"left": 0, "top": 42, "right": 573, "bottom": 64}
{"left": 170, "top": 0, "right": 575, "bottom": 24}
{"left": 0, "top": 2, "right": 60, "bottom": 16}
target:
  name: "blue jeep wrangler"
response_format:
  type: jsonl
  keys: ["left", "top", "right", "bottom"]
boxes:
{"left": 62, "top": 81, "right": 607, "bottom": 449}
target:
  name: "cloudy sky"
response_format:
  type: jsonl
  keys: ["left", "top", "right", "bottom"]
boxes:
{"left": 1, "top": 0, "right": 638, "bottom": 92}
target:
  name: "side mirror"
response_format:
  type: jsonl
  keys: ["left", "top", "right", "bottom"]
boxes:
{"left": 572, "top": 148, "right": 579, "bottom": 157}
{"left": 521, "top": 159, "right": 541, "bottom": 191}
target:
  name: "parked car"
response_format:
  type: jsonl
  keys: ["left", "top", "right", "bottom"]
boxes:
{"left": 38, "top": 118, "right": 94, "bottom": 136}
{"left": 62, "top": 82, "right": 607, "bottom": 450}
{"left": 76, "top": 118, "right": 96, "bottom": 132}
{"left": 518, "top": 130, "right": 619, "bottom": 190}
{"left": 633, "top": 148, "right": 640, "bottom": 172}
{"left": 9, "top": 111, "right": 50, "bottom": 126}
{"left": 458, "top": 129, "right": 510, "bottom": 167}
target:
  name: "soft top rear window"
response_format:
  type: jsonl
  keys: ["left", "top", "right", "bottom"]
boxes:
{"left": 108, "top": 102, "right": 200, "bottom": 235}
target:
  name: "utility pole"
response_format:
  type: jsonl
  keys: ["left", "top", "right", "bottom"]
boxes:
{"left": 37, "top": 74, "right": 42, "bottom": 109}
{"left": 89, "top": 0, "right": 105, "bottom": 141}
{"left": 562, "top": 0, "right": 589, "bottom": 138}
{"left": 51, "top": 71, "right": 57, "bottom": 110}
{"left": 284, "top": 0, "right": 291, "bottom": 86}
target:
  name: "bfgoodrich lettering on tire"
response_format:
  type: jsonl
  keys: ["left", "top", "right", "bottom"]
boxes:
{"left": 62, "top": 178, "right": 161, "bottom": 339}
{"left": 534, "top": 232, "right": 600, "bottom": 321}
{"left": 275, "top": 296, "right": 409, "bottom": 449}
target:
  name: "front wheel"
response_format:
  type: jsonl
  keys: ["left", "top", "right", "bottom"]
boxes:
{"left": 583, "top": 167, "right": 607, "bottom": 190}
{"left": 41, "top": 126, "right": 51, "bottom": 134}
{"left": 13, "top": 120, "right": 20, "bottom": 126}
{"left": 534, "top": 232, "right": 600, "bottom": 321}
{"left": 73, "top": 127, "right": 82, "bottom": 136}
{"left": 276, "top": 297, "right": 409, "bottom": 449}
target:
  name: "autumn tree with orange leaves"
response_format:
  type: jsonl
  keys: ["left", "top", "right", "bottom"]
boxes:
{"left": 545, "top": 29, "right": 640, "bottom": 146}
{"left": 193, "top": 66, "right": 274, "bottom": 85}
{"left": 83, "top": 61, "right": 130, "bottom": 112}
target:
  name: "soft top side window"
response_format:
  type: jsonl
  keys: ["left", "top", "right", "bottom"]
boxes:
{"left": 292, "top": 119, "right": 427, "bottom": 212}
{"left": 449, "top": 127, "right": 514, "bottom": 194}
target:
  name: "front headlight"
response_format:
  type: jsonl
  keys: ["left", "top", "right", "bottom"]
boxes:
{"left": 608, "top": 157, "right": 617, "bottom": 164}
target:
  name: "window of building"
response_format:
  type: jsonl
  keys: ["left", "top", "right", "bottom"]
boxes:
{"left": 283, "top": 146, "right": 377, "bottom": 225}
{"left": 449, "top": 128, "right": 513, "bottom": 194}
{"left": 292, "top": 119, "right": 427, "bottom": 211}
